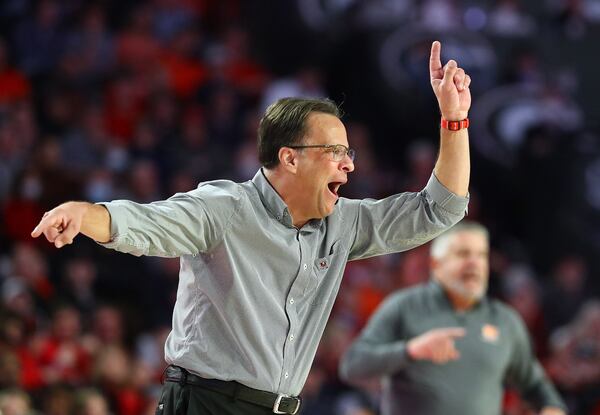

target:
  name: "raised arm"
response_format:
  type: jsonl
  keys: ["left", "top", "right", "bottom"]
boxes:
{"left": 429, "top": 41, "right": 471, "bottom": 197}
{"left": 31, "top": 202, "right": 111, "bottom": 247}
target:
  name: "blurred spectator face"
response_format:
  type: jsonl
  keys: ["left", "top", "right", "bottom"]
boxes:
{"left": 554, "top": 256, "right": 586, "bottom": 293}
{"left": 1, "top": 314, "right": 26, "bottom": 345}
{"left": 131, "top": 359, "right": 153, "bottom": 389}
{"left": 93, "top": 306, "right": 123, "bottom": 345}
{"left": 19, "top": 172, "right": 42, "bottom": 201}
{"left": 432, "top": 230, "right": 490, "bottom": 303}
{"left": 44, "top": 90, "right": 74, "bottom": 129}
{"left": 346, "top": 122, "right": 375, "bottom": 173}
{"left": 169, "top": 171, "right": 195, "bottom": 194}
{"left": 222, "top": 26, "right": 250, "bottom": 60}
{"left": 82, "top": 6, "right": 106, "bottom": 35}
{"left": 0, "top": 389, "right": 31, "bottom": 415}
{"left": 578, "top": 301, "right": 600, "bottom": 337}
{"left": 0, "top": 122, "right": 18, "bottom": 160}
{"left": 83, "top": 394, "right": 108, "bottom": 415}
{"left": 37, "top": 0, "right": 61, "bottom": 28}
{"left": 85, "top": 169, "right": 115, "bottom": 202}
{"left": 94, "top": 346, "right": 130, "bottom": 386}
{"left": 0, "top": 350, "right": 21, "bottom": 388}
{"left": 171, "top": 28, "right": 201, "bottom": 57}
{"left": 65, "top": 258, "right": 97, "bottom": 292}
{"left": 76, "top": 390, "right": 109, "bottom": 415}
{"left": 82, "top": 106, "right": 108, "bottom": 143}
{"left": 151, "top": 93, "right": 178, "bottom": 128}
{"left": 210, "top": 88, "right": 236, "bottom": 121}
{"left": 1, "top": 278, "right": 34, "bottom": 317}
{"left": 13, "top": 243, "right": 47, "bottom": 283}
{"left": 182, "top": 111, "right": 207, "bottom": 148}
{"left": 43, "top": 387, "right": 74, "bottom": 415}
{"left": 504, "top": 271, "right": 541, "bottom": 324}
{"left": 130, "top": 5, "right": 154, "bottom": 34}
{"left": 11, "top": 101, "right": 37, "bottom": 149}
{"left": 408, "top": 141, "right": 435, "bottom": 179}
{"left": 39, "top": 139, "right": 62, "bottom": 169}
{"left": 133, "top": 121, "right": 159, "bottom": 150}
{"left": 396, "top": 246, "right": 430, "bottom": 288}
{"left": 129, "top": 160, "right": 159, "bottom": 202}
{"left": 52, "top": 307, "right": 81, "bottom": 341}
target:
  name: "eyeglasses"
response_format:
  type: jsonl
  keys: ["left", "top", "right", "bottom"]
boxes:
{"left": 288, "top": 144, "right": 356, "bottom": 162}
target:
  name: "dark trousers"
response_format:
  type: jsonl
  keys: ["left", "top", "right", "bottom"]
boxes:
{"left": 156, "top": 381, "right": 276, "bottom": 415}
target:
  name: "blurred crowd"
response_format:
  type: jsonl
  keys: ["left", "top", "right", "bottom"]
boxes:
{"left": 1, "top": 1, "right": 599, "bottom": 415}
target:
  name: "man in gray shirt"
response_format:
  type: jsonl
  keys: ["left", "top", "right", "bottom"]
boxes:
{"left": 32, "top": 41, "right": 470, "bottom": 414}
{"left": 339, "top": 221, "right": 567, "bottom": 415}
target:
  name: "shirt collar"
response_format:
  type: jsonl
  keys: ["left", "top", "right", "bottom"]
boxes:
{"left": 251, "top": 168, "right": 294, "bottom": 228}
{"left": 251, "top": 169, "right": 323, "bottom": 230}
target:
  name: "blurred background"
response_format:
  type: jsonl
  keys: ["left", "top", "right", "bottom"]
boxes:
{"left": 0, "top": 0, "right": 599, "bottom": 414}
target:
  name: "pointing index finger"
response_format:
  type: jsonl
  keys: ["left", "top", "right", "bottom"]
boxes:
{"left": 441, "top": 327, "right": 466, "bottom": 338}
{"left": 430, "top": 40, "right": 443, "bottom": 79}
{"left": 31, "top": 213, "right": 61, "bottom": 238}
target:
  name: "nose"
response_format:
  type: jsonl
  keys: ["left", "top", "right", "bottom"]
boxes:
{"left": 340, "top": 155, "right": 355, "bottom": 173}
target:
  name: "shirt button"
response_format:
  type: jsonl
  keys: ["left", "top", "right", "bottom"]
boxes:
{"left": 289, "top": 298, "right": 294, "bottom": 304}
{"left": 303, "top": 264, "right": 307, "bottom": 270}
{"left": 284, "top": 372, "right": 289, "bottom": 379}
{"left": 289, "top": 334, "right": 294, "bottom": 341}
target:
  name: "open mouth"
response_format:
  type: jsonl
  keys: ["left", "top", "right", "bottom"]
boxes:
{"left": 327, "top": 182, "right": 343, "bottom": 198}
{"left": 462, "top": 273, "right": 481, "bottom": 285}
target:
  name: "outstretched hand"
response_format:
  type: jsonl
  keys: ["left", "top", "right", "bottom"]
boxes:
{"left": 429, "top": 41, "right": 471, "bottom": 121}
{"left": 407, "top": 327, "right": 466, "bottom": 364}
{"left": 31, "top": 202, "right": 88, "bottom": 248}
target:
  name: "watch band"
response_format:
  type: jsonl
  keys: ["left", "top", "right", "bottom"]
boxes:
{"left": 441, "top": 117, "right": 469, "bottom": 131}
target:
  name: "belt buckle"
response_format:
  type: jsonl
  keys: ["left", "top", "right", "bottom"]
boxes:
{"left": 273, "top": 394, "right": 300, "bottom": 415}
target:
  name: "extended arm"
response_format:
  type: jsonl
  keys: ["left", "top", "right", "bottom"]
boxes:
{"left": 32, "top": 182, "right": 241, "bottom": 257}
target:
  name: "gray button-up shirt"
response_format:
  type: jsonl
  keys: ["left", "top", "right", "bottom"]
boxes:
{"left": 100, "top": 169, "right": 468, "bottom": 396}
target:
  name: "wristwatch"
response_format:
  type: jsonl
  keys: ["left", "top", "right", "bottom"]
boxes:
{"left": 441, "top": 117, "right": 469, "bottom": 131}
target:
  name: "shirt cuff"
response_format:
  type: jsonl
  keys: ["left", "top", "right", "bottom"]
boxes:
{"left": 95, "top": 201, "right": 126, "bottom": 249}
{"left": 424, "top": 173, "right": 469, "bottom": 216}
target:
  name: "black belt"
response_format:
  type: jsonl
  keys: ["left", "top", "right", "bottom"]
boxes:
{"left": 164, "top": 366, "right": 301, "bottom": 415}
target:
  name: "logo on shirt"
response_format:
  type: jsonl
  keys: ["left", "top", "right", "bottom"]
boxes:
{"left": 481, "top": 324, "right": 500, "bottom": 343}
{"left": 318, "top": 258, "right": 329, "bottom": 270}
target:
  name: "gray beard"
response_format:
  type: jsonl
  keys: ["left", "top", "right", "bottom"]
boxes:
{"left": 446, "top": 279, "right": 487, "bottom": 303}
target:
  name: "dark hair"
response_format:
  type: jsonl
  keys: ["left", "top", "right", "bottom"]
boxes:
{"left": 258, "top": 97, "right": 341, "bottom": 169}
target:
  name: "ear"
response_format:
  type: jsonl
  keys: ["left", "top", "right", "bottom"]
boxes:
{"left": 278, "top": 147, "right": 299, "bottom": 173}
